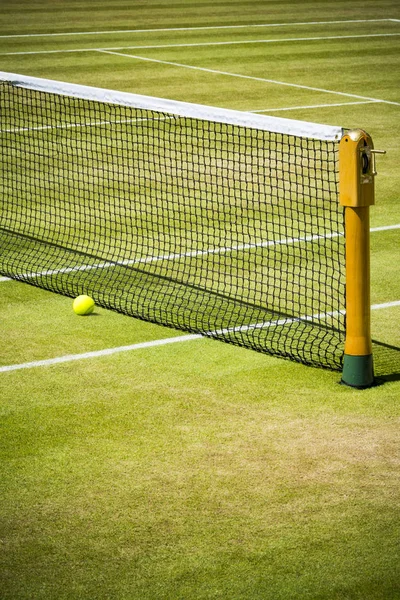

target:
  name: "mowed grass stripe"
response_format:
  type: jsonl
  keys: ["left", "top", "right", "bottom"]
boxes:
{"left": 97, "top": 50, "right": 400, "bottom": 107}
{"left": 3, "top": 32, "right": 400, "bottom": 55}
{"left": 1, "top": 301, "right": 399, "bottom": 373}
{"left": 0, "top": 18, "right": 393, "bottom": 38}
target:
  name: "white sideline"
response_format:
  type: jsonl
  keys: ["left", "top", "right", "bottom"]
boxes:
{"left": 0, "top": 225, "right": 399, "bottom": 284}
{"left": 0, "top": 231, "right": 344, "bottom": 283}
{"left": 0, "top": 334, "right": 203, "bottom": 373}
{"left": 251, "top": 100, "right": 381, "bottom": 112}
{"left": 0, "top": 301, "right": 399, "bottom": 374}
{"left": 371, "top": 300, "right": 400, "bottom": 309}
{"left": 0, "top": 19, "right": 394, "bottom": 38}
{"left": 98, "top": 50, "right": 400, "bottom": 107}
{"left": 1, "top": 116, "right": 172, "bottom": 134}
{"left": 369, "top": 224, "right": 400, "bottom": 232}
{"left": 2, "top": 32, "right": 400, "bottom": 56}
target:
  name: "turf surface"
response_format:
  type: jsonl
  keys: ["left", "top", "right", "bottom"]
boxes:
{"left": 0, "top": 1, "right": 399, "bottom": 598}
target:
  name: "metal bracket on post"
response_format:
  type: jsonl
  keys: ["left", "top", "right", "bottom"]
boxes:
{"left": 339, "top": 129, "right": 384, "bottom": 388}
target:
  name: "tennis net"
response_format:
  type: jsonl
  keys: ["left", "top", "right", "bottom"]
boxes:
{"left": 0, "top": 72, "right": 345, "bottom": 370}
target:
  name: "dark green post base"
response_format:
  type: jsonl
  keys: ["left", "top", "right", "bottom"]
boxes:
{"left": 341, "top": 354, "right": 374, "bottom": 389}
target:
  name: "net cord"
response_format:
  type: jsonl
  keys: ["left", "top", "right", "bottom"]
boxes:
{"left": 0, "top": 71, "right": 343, "bottom": 142}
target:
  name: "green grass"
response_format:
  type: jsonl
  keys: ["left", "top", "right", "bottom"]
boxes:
{"left": 1, "top": 331, "right": 399, "bottom": 599}
{"left": 1, "top": 1, "right": 400, "bottom": 598}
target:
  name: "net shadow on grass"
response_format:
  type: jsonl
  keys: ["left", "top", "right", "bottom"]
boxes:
{"left": 372, "top": 340, "right": 400, "bottom": 382}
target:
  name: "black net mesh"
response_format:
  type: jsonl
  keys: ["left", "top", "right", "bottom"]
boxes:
{"left": 0, "top": 81, "right": 345, "bottom": 369}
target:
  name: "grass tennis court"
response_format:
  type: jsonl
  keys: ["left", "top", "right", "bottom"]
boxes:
{"left": 1, "top": 1, "right": 399, "bottom": 598}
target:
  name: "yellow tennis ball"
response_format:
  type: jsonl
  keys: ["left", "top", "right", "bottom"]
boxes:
{"left": 73, "top": 295, "right": 95, "bottom": 315}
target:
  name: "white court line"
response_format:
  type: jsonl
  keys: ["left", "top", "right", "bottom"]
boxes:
{"left": 1, "top": 115, "right": 172, "bottom": 134}
{"left": 97, "top": 50, "right": 400, "bottom": 107}
{"left": 0, "top": 225, "right": 398, "bottom": 284}
{"left": 3, "top": 32, "right": 400, "bottom": 56}
{"left": 251, "top": 100, "right": 381, "bottom": 112}
{"left": 1, "top": 118, "right": 139, "bottom": 134}
{"left": 370, "top": 224, "right": 400, "bottom": 232}
{"left": 0, "top": 19, "right": 394, "bottom": 38}
{"left": 371, "top": 300, "right": 400, "bottom": 309}
{"left": 0, "top": 301, "right": 399, "bottom": 373}
{"left": 0, "top": 231, "right": 344, "bottom": 283}
{"left": 0, "top": 334, "right": 203, "bottom": 373}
